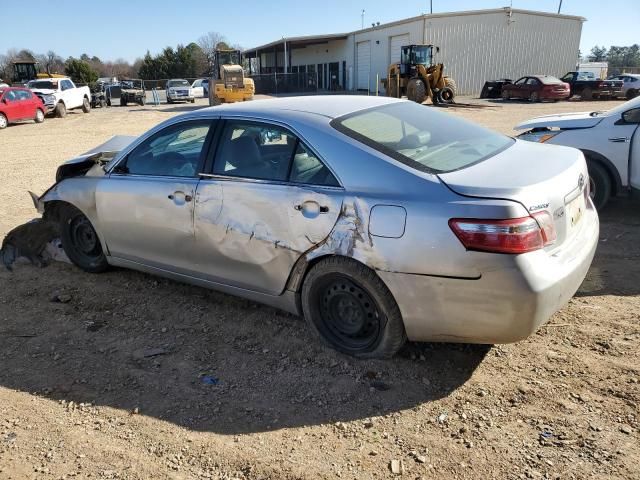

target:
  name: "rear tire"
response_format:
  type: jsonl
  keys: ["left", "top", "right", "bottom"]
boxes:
{"left": 59, "top": 205, "right": 109, "bottom": 273}
{"left": 35, "top": 109, "right": 45, "bottom": 123}
{"left": 406, "top": 78, "right": 427, "bottom": 104}
{"left": 82, "top": 97, "right": 91, "bottom": 113}
{"left": 55, "top": 102, "right": 67, "bottom": 118}
{"left": 0, "top": 113, "right": 7, "bottom": 129}
{"left": 627, "top": 88, "right": 639, "bottom": 99}
{"left": 301, "top": 257, "right": 406, "bottom": 359}
{"left": 586, "top": 160, "right": 612, "bottom": 211}
{"left": 501, "top": 89, "right": 510, "bottom": 100}
{"left": 529, "top": 91, "right": 540, "bottom": 102}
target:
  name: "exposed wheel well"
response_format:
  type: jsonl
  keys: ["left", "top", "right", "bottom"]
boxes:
{"left": 581, "top": 149, "right": 622, "bottom": 196}
{"left": 42, "top": 200, "right": 74, "bottom": 223}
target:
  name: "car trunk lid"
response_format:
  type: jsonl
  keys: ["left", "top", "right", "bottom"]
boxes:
{"left": 438, "top": 140, "right": 589, "bottom": 250}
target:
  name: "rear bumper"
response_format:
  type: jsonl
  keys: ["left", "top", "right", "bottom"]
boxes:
{"left": 540, "top": 90, "right": 570, "bottom": 99}
{"left": 379, "top": 206, "right": 599, "bottom": 344}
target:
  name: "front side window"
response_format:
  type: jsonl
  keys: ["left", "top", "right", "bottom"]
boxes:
{"left": 214, "top": 122, "right": 297, "bottom": 181}
{"left": 332, "top": 101, "right": 513, "bottom": 174}
{"left": 61, "top": 80, "right": 74, "bottom": 91}
{"left": 513, "top": 77, "right": 527, "bottom": 86}
{"left": 120, "top": 121, "right": 212, "bottom": 177}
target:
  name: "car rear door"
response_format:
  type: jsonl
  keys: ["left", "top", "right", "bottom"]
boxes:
{"left": 96, "top": 119, "right": 216, "bottom": 272}
{"left": 18, "top": 89, "right": 37, "bottom": 119}
{"left": 193, "top": 119, "right": 344, "bottom": 295}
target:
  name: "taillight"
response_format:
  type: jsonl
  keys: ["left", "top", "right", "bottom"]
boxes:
{"left": 449, "top": 214, "right": 556, "bottom": 254}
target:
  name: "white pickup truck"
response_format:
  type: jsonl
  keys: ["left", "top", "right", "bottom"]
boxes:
{"left": 27, "top": 77, "right": 91, "bottom": 118}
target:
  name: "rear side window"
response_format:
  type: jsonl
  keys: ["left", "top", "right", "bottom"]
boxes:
{"left": 332, "top": 102, "right": 513, "bottom": 174}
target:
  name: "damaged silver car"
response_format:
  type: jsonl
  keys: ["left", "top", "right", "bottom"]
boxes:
{"left": 25, "top": 96, "right": 599, "bottom": 358}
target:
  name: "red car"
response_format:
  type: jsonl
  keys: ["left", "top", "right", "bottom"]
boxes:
{"left": 501, "top": 75, "right": 570, "bottom": 102}
{"left": 0, "top": 87, "right": 46, "bottom": 129}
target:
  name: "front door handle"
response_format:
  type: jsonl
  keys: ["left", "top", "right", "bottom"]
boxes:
{"left": 168, "top": 191, "right": 193, "bottom": 203}
{"left": 608, "top": 137, "right": 630, "bottom": 143}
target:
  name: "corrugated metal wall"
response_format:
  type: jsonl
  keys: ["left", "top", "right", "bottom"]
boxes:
{"left": 425, "top": 11, "right": 582, "bottom": 94}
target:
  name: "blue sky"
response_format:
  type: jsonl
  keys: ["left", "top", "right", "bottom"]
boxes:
{"left": 2, "top": 0, "right": 638, "bottom": 62}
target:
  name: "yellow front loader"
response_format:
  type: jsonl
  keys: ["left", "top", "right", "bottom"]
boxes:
{"left": 382, "top": 44, "right": 456, "bottom": 105}
{"left": 208, "top": 49, "right": 254, "bottom": 106}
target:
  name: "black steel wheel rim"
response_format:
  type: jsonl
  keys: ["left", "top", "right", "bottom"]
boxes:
{"left": 69, "top": 215, "right": 100, "bottom": 257}
{"left": 315, "top": 275, "right": 383, "bottom": 352}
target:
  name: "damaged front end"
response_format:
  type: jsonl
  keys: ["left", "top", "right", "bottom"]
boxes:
{"left": 3, "top": 136, "right": 136, "bottom": 270}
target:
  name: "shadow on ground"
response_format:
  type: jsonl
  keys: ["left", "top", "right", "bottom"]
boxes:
{"left": 0, "top": 261, "right": 489, "bottom": 435}
{"left": 576, "top": 197, "right": 640, "bottom": 297}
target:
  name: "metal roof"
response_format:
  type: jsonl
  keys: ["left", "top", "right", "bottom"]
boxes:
{"left": 244, "top": 7, "right": 586, "bottom": 53}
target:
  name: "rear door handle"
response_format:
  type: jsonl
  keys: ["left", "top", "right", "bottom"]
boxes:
{"left": 608, "top": 137, "right": 629, "bottom": 143}
{"left": 168, "top": 191, "right": 193, "bottom": 202}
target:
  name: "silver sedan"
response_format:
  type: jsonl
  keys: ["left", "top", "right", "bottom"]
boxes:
{"left": 32, "top": 96, "right": 599, "bottom": 358}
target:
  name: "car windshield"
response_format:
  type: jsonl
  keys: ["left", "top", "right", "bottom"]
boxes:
{"left": 539, "top": 76, "right": 562, "bottom": 84}
{"left": 28, "top": 81, "right": 57, "bottom": 89}
{"left": 332, "top": 102, "right": 513, "bottom": 173}
{"left": 168, "top": 80, "right": 189, "bottom": 87}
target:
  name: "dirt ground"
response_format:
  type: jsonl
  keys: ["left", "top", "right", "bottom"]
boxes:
{"left": 0, "top": 96, "right": 638, "bottom": 480}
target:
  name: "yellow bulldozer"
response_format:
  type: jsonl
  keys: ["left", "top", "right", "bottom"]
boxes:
{"left": 208, "top": 49, "right": 255, "bottom": 106}
{"left": 382, "top": 44, "right": 456, "bottom": 105}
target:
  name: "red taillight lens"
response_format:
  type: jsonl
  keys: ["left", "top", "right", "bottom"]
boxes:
{"left": 449, "top": 215, "right": 556, "bottom": 254}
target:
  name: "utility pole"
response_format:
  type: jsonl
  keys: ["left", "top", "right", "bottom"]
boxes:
{"left": 361, "top": 9, "right": 365, "bottom": 29}
{"left": 430, "top": 0, "right": 432, "bottom": 14}
{"left": 558, "top": 0, "right": 563, "bottom": 13}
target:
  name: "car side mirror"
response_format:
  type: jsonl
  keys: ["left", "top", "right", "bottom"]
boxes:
{"left": 622, "top": 109, "right": 640, "bottom": 124}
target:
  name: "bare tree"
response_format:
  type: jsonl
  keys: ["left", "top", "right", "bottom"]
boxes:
{"left": 35, "top": 50, "right": 65, "bottom": 75}
{"left": 197, "top": 31, "right": 227, "bottom": 74}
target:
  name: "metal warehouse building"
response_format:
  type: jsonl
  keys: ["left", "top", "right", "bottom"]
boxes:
{"left": 245, "top": 8, "right": 584, "bottom": 95}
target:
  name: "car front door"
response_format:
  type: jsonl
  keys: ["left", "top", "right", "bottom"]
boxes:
{"left": 96, "top": 119, "right": 216, "bottom": 272}
{"left": 511, "top": 77, "right": 527, "bottom": 98}
{"left": 193, "top": 119, "right": 344, "bottom": 294}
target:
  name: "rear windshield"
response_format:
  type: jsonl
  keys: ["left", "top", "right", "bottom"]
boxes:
{"left": 539, "top": 76, "right": 562, "bottom": 84}
{"left": 331, "top": 102, "right": 513, "bottom": 173}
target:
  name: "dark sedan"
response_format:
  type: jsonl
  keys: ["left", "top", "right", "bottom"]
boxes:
{"left": 502, "top": 75, "right": 570, "bottom": 102}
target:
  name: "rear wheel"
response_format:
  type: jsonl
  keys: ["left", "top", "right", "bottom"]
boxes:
{"left": 59, "top": 205, "right": 109, "bottom": 273}
{"left": 438, "top": 87, "right": 455, "bottom": 104}
{"left": 35, "top": 108, "right": 45, "bottom": 123}
{"left": 501, "top": 89, "right": 510, "bottom": 100}
{"left": 406, "top": 78, "right": 427, "bottom": 104}
{"left": 582, "top": 88, "right": 593, "bottom": 100}
{"left": 586, "top": 160, "right": 612, "bottom": 210}
{"left": 627, "top": 88, "right": 639, "bottom": 99}
{"left": 82, "top": 97, "right": 91, "bottom": 113}
{"left": 55, "top": 102, "right": 67, "bottom": 118}
{"left": 0, "top": 113, "right": 7, "bottom": 129}
{"left": 529, "top": 91, "right": 540, "bottom": 102}
{"left": 301, "top": 257, "right": 406, "bottom": 358}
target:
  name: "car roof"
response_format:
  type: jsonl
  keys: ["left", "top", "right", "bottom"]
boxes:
{"left": 191, "top": 95, "right": 403, "bottom": 120}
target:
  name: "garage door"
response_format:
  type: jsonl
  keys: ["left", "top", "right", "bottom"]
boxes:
{"left": 357, "top": 41, "right": 371, "bottom": 90}
{"left": 390, "top": 34, "right": 410, "bottom": 64}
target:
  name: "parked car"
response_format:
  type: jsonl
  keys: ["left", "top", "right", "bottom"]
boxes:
{"left": 191, "top": 78, "right": 209, "bottom": 98}
{"left": 30, "top": 96, "right": 598, "bottom": 358}
{"left": 0, "top": 86, "right": 46, "bottom": 129}
{"left": 501, "top": 75, "right": 570, "bottom": 102}
{"left": 479, "top": 78, "right": 512, "bottom": 98}
{"left": 608, "top": 74, "right": 640, "bottom": 99}
{"left": 515, "top": 95, "right": 640, "bottom": 209}
{"left": 166, "top": 79, "right": 194, "bottom": 103}
{"left": 27, "top": 77, "right": 91, "bottom": 117}
{"left": 560, "top": 71, "right": 623, "bottom": 100}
